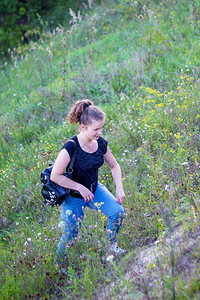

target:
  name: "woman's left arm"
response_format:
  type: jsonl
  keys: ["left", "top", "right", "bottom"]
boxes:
{"left": 104, "top": 147, "right": 125, "bottom": 204}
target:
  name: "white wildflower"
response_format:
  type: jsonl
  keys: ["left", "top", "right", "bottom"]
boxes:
{"left": 65, "top": 209, "right": 73, "bottom": 217}
{"left": 58, "top": 221, "right": 65, "bottom": 231}
{"left": 106, "top": 255, "right": 114, "bottom": 262}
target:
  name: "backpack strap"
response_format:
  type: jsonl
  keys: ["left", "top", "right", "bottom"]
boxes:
{"left": 67, "top": 140, "right": 77, "bottom": 172}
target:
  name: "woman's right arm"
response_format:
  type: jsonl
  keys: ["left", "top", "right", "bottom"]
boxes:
{"left": 50, "top": 149, "right": 94, "bottom": 201}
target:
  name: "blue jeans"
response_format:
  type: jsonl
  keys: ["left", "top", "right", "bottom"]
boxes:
{"left": 56, "top": 182, "right": 124, "bottom": 264}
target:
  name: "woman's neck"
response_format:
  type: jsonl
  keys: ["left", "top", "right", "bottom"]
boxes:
{"left": 77, "top": 132, "right": 98, "bottom": 153}
{"left": 77, "top": 131, "right": 91, "bottom": 143}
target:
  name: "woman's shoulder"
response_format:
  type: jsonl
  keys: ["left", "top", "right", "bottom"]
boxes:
{"left": 98, "top": 136, "right": 107, "bottom": 143}
{"left": 62, "top": 136, "right": 77, "bottom": 157}
{"left": 98, "top": 136, "right": 108, "bottom": 153}
{"left": 63, "top": 136, "right": 77, "bottom": 146}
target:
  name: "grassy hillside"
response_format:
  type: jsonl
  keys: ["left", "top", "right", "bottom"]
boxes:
{"left": 0, "top": 0, "right": 200, "bottom": 299}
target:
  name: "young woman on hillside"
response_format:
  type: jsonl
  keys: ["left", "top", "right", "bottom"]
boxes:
{"left": 50, "top": 99, "right": 125, "bottom": 269}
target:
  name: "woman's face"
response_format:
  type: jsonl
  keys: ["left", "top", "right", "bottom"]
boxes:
{"left": 81, "top": 119, "right": 105, "bottom": 140}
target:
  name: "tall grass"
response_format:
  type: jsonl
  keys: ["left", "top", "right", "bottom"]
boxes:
{"left": 0, "top": 0, "right": 200, "bottom": 298}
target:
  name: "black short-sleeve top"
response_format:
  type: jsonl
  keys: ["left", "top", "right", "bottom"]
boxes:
{"left": 62, "top": 136, "right": 108, "bottom": 194}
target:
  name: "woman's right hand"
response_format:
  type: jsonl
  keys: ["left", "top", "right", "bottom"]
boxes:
{"left": 78, "top": 185, "right": 94, "bottom": 202}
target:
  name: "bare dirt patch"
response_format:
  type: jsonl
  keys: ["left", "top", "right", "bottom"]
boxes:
{"left": 97, "top": 223, "right": 200, "bottom": 299}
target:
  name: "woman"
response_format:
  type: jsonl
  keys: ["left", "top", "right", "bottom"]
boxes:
{"left": 51, "top": 99, "right": 125, "bottom": 268}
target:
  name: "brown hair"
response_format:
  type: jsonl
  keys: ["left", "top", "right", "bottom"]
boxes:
{"left": 67, "top": 99, "right": 105, "bottom": 125}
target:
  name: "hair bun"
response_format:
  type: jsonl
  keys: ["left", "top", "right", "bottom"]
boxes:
{"left": 84, "top": 103, "right": 91, "bottom": 109}
{"left": 67, "top": 99, "right": 104, "bottom": 125}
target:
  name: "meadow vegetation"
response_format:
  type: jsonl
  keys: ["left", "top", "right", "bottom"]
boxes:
{"left": 0, "top": 0, "right": 200, "bottom": 299}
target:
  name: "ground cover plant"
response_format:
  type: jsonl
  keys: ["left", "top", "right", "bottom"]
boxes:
{"left": 0, "top": 0, "right": 200, "bottom": 299}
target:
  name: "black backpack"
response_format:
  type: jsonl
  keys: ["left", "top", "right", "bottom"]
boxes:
{"left": 40, "top": 140, "right": 76, "bottom": 206}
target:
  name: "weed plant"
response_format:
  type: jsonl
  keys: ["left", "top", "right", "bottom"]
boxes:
{"left": 0, "top": 0, "right": 200, "bottom": 299}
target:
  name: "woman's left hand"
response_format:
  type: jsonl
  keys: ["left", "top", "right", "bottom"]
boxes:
{"left": 116, "top": 187, "right": 125, "bottom": 204}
